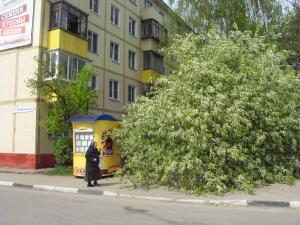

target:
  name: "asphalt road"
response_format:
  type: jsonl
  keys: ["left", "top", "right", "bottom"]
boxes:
{"left": 0, "top": 186, "right": 299, "bottom": 225}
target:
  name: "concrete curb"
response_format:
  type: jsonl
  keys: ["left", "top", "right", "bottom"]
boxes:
{"left": 248, "top": 200, "right": 290, "bottom": 207}
{"left": 1, "top": 181, "right": 300, "bottom": 208}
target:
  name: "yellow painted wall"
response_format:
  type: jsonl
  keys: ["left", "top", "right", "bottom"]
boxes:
{"left": 142, "top": 70, "right": 161, "bottom": 83}
{"left": 48, "top": 29, "right": 88, "bottom": 58}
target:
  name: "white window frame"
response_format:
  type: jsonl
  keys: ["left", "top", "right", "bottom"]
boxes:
{"left": 89, "top": 0, "right": 100, "bottom": 15}
{"left": 88, "top": 30, "right": 99, "bottom": 54}
{"left": 129, "top": 50, "right": 137, "bottom": 70}
{"left": 129, "top": 17, "right": 136, "bottom": 36}
{"left": 88, "top": 75, "right": 99, "bottom": 91}
{"left": 128, "top": 85, "right": 136, "bottom": 103}
{"left": 110, "top": 41, "right": 119, "bottom": 62}
{"left": 44, "top": 50, "right": 87, "bottom": 81}
{"left": 111, "top": 5, "right": 120, "bottom": 26}
{"left": 74, "top": 129, "right": 94, "bottom": 153}
{"left": 109, "top": 79, "right": 119, "bottom": 100}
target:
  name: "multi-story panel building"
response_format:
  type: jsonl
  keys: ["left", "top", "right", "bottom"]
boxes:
{"left": 0, "top": 0, "right": 188, "bottom": 169}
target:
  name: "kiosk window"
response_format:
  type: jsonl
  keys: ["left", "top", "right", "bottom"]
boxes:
{"left": 75, "top": 132, "right": 94, "bottom": 153}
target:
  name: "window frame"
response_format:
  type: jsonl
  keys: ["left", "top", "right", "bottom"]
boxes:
{"left": 129, "top": 50, "right": 137, "bottom": 70}
{"left": 44, "top": 50, "right": 88, "bottom": 81}
{"left": 129, "top": 17, "right": 137, "bottom": 36}
{"left": 128, "top": 85, "right": 136, "bottom": 103}
{"left": 111, "top": 5, "right": 120, "bottom": 27}
{"left": 88, "top": 74, "right": 98, "bottom": 91}
{"left": 89, "top": 0, "right": 100, "bottom": 15}
{"left": 141, "top": 19, "right": 167, "bottom": 43}
{"left": 109, "top": 79, "right": 119, "bottom": 100}
{"left": 110, "top": 41, "right": 120, "bottom": 62}
{"left": 159, "top": 10, "right": 165, "bottom": 21}
{"left": 74, "top": 129, "right": 94, "bottom": 153}
{"left": 49, "top": 1, "right": 88, "bottom": 39}
{"left": 88, "top": 30, "right": 99, "bottom": 54}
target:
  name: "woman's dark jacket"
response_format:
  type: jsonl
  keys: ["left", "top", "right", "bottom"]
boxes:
{"left": 85, "top": 147, "right": 100, "bottom": 174}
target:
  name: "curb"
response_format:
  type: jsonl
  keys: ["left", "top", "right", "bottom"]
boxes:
{"left": 248, "top": 200, "right": 290, "bottom": 207}
{"left": 1, "top": 181, "right": 300, "bottom": 208}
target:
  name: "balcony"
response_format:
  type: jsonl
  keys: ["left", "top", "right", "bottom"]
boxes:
{"left": 141, "top": 19, "right": 167, "bottom": 44}
{"left": 142, "top": 70, "right": 161, "bottom": 83}
{"left": 48, "top": 0, "right": 88, "bottom": 58}
{"left": 48, "top": 29, "right": 88, "bottom": 58}
{"left": 141, "top": 6, "right": 164, "bottom": 23}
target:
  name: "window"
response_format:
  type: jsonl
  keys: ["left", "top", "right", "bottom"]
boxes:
{"left": 111, "top": 5, "right": 120, "bottom": 26}
{"left": 88, "top": 31, "right": 99, "bottom": 54}
{"left": 110, "top": 42, "right": 119, "bottom": 62}
{"left": 74, "top": 130, "right": 94, "bottom": 152}
{"left": 67, "top": 56, "right": 85, "bottom": 80}
{"left": 129, "top": 17, "right": 136, "bottom": 36}
{"left": 145, "top": 0, "right": 152, "bottom": 8}
{"left": 159, "top": 11, "right": 165, "bottom": 21}
{"left": 44, "top": 50, "right": 86, "bottom": 80}
{"left": 141, "top": 19, "right": 167, "bottom": 43}
{"left": 89, "top": 75, "right": 98, "bottom": 91}
{"left": 129, "top": 50, "right": 137, "bottom": 70}
{"left": 50, "top": 1, "right": 88, "bottom": 38}
{"left": 128, "top": 85, "right": 136, "bottom": 103}
{"left": 143, "top": 50, "right": 163, "bottom": 74}
{"left": 130, "top": 0, "right": 137, "bottom": 5}
{"left": 43, "top": 52, "right": 58, "bottom": 78}
{"left": 89, "top": 0, "right": 100, "bottom": 14}
{"left": 109, "top": 79, "right": 119, "bottom": 100}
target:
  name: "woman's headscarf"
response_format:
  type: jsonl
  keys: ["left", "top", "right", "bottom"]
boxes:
{"left": 88, "top": 141, "right": 96, "bottom": 150}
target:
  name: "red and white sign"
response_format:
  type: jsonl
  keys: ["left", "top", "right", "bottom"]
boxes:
{"left": 0, "top": 0, "right": 33, "bottom": 51}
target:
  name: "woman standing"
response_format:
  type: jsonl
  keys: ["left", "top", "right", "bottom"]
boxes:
{"left": 85, "top": 141, "right": 101, "bottom": 187}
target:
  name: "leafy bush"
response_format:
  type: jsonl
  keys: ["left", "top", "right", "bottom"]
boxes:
{"left": 52, "top": 137, "right": 73, "bottom": 166}
{"left": 113, "top": 28, "right": 300, "bottom": 195}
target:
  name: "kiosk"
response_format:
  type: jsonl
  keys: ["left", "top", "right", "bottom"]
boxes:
{"left": 67, "top": 114, "right": 121, "bottom": 177}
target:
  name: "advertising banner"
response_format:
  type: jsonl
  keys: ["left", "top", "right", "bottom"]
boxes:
{"left": 0, "top": 0, "right": 34, "bottom": 51}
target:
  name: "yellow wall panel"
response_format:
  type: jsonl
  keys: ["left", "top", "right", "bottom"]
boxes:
{"left": 48, "top": 29, "right": 88, "bottom": 58}
{"left": 142, "top": 70, "right": 161, "bottom": 83}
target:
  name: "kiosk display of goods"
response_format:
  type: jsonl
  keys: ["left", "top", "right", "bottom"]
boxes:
{"left": 67, "top": 114, "right": 122, "bottom": 177}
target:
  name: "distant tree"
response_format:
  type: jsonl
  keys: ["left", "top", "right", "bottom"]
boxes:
{"left": 168, "top": 0, "right": 285, "bottom": 36}
{"left": 279, "top": 0, "right": 300, "bottom": 72}
{"left": 26, "top": 56, "right": 101, "bottom": 136}
{"left": 113, "top": 28, "right": 300, "bottom": 195}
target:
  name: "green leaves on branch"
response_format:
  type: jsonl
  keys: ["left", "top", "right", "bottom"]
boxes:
{"left": 25, "top": 57, "right": 101, "bottom": 135}
{"left": 113, "top": 28, "right": 300, "bottom": 195}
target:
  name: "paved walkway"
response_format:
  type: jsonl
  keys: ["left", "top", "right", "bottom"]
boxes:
{"left": 0, "top": 167, "right": 300, "bottom": 208}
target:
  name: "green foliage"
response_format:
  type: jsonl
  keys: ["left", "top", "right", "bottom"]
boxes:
{"left": 113, "top": 28, "right": 300, "bottom": 195}
{"left": 52, "top": 137, "right": 73, "bottom": 166}
{"left": 279, "top": 3, "right": 300, "bottom": 72}
{"left": 169, "top": 0, "right": 285, "bottom": 36}
{"left": 25, "top": 57, "right": 102, "bottom": 135}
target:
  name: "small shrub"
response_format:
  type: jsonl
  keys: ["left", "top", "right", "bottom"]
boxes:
{"left": 53, "top": 137, "right": 73, "bottom": 166}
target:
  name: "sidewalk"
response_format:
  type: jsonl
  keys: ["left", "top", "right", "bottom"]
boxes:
{"left": 0, "top": 167, "right": 300, "bottom": 208}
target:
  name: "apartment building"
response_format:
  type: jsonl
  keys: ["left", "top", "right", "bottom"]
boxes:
{"left": 0, "top": 0, "right": 188, "bottom": 169}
